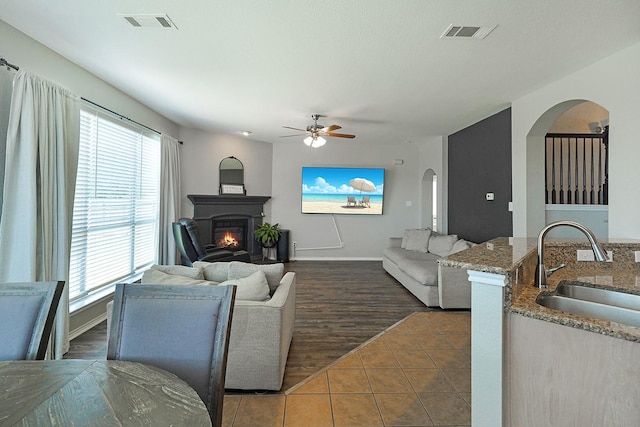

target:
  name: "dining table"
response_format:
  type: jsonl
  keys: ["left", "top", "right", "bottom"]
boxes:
{"left": 0, "top": 359, "right": 211, "bottom": 426}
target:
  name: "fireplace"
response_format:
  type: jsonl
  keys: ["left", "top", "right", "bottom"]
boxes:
{"left": 188, "top": 195, "right": 271, "bottom": 260}
{"left": 212, "top": 219, "right": 247, "bottom": 251}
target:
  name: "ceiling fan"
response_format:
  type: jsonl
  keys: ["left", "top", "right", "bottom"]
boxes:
{"left": 281, "top": 114, "right": 355, "bottom": 147}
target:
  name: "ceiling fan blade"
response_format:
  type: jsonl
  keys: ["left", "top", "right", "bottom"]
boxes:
{"left": 323, "top": 124, "right": 341, "bottom": 132}
{"left": 282, "top": 126, "right": 308, "bottom": 132}
{"left": 325, "top": 132, "right": 356, "bottom": 139}
{"left": 279, "top": 133, "right": 306, "bottom": 138}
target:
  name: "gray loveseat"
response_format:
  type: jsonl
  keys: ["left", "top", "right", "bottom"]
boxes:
{"left": 383, "top": 229, "right": 471, "bottom": 308}
{"left": 107, "top": 261, "right": 295, "bottom": 391}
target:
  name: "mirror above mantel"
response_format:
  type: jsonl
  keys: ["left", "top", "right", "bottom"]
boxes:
{"left": 219, "top": 156, "right": 245, "bottom": 195}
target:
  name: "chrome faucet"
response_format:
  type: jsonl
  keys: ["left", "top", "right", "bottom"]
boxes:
{"left": 535, "top": 220, "right": 609, "bottom": 288}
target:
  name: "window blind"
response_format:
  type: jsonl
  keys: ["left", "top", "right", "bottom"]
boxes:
{"left": 69, "top": 106, "right": 160, "bottom": 301}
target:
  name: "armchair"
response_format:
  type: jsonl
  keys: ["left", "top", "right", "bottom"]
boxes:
{"left": 172, "top": 218, "right": 250, "bottom": 266}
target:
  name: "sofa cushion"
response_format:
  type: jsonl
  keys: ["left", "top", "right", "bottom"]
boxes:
{"left": 150, "top": 264, "right": 204, "bottom": 279}
{"left": 383, "top": 247, "right": 410, "bottom": 264}
{"left": 404, "top": 229, "right": 432, "bottom": 252}
{"left": 142, "top": 268, "right": 213, "bottom": 285}
{"left": 218, "top": 271, "right": 271, "bottom": 302}
{"left": 194, "top": 261, "right": 231, "bottom": 282}
{"left": 396, "top": 254, "right": 440, "bottom": 286}
{"left": 228, "top": 261, "right": 285, "bottom": 293}
{"left": 428, "top": 234, "right": 459, "bottom": 257}
{"left": 450, "top": 239, "right": 472, "bottom": 255}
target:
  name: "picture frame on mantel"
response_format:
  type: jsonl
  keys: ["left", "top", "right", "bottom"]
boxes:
{"left": 220, "top": 184, "right": 245, "bottom": 195}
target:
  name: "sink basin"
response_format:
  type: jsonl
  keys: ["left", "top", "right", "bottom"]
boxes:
{"left": 536, "top": 284, "right": 640, "bottom": 328}
{"left": 555, "top": 283, "right": 640, "bottom": 311}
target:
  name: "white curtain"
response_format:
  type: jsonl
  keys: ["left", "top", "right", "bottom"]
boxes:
{"left": 158, "top": 134, "right": 181, "bottom": 265}
{"left": 0, "top": 69, "right": 80, "bottom": 358}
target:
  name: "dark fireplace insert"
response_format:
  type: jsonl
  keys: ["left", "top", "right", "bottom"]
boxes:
{"left": 212, "top": 219, "right": 248, "bottom": 251}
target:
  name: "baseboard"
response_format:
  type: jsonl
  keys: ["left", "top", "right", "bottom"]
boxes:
{"left": 69, "top": 312, "right": 107, "bottom": 340}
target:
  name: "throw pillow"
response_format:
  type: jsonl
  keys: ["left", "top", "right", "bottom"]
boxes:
{"left": 450, "top": 239, "right": 472, "bottom": 255}
{"left": 194, "top": 261, "right": 231, "bottom": 282}
{"left": 150, "top": 264, "right": 204, "bottom": 280}
{"left": 142, "top": 268, "right": 214, "bottom": 285}
{"left": 228, "top": 261, "right": 285, "bottom": 293}
{"left": 428, "top": 234, "right": 459, "bottom": 257}
{"left": 218, "top": 271, "right": 271, "bottom": 302}
{"left": 401, "top": 228, "right": 433, "bottom": 249}
{"left": 404, "top": 229, "right": 432, "bottom": 252}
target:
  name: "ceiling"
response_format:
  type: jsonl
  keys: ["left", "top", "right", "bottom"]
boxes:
{"left": 1, "top": 1, "right": 639, "bottom": 145}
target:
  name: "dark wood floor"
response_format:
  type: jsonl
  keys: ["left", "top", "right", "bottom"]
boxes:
{"left": 65, "top": 261, "right": 443, "bottom": 391}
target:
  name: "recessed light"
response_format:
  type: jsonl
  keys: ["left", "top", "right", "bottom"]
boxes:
{"left": 241, "top": 131, "right": 252, "bottom": 136}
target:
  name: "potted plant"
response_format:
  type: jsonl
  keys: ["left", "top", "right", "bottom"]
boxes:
{"left": 254, "top": 222, "right": 280, "bottom": 248}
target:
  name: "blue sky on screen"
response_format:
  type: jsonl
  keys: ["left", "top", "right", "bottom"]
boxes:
{"left": 302, "top": 167, "right": 385, "bottom": 195}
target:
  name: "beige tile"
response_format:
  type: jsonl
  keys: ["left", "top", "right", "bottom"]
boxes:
{"left": 221, "top": 395, "right": 241, "bottom": 427}
{"left": 414, "top": 333, "right": 455, "bottom": 350}
{"left": 401, "top": 315, "right": 432, "bottom": 334}
{"left": 284, "top": 394, "right": 333, "bottom": 427}
{"left": 363, "top": 337, "right": 388, "bottom": 350}
{"left": 441, "top": 367, "right": 471, "bottom": 393}
{"left": 425, "top": 349, "right": 470, "bottom": 369}
{"left": 328, "top": 368, "right": 372, "bottom": 393}
{"left": 290, "top": 372, "right": 329, "bottom": 394}
{"left": 331, "top": 393, "right": 383, "bottom": 427}
{"left": 359, "top": 347, "right": 400, "bottom": 368}
{"left": 445, "top": 333, "right": 471, "bottom": 350}
{"left": 365, "top": 368, "right": 414, "bottom": 394}
{"left": 461, "top": 391, "right": 472, "bottom": 406}
{"left": 418, "top": 392, "right": 471, "bottom": 426}
{"left": 404, "top": 368, "right": 456, "bottom": 393}
{"left": 383, "top": 332, "right": 423, "bottom": 350}
{"left": 233, "top": 395, "right": 285, "bottom": 427}
{"left": 393, "top": 348, "right": 438, "bottom": 369}
{"left": 332, "top": 351, "right": 364, "bottom": 369}
{"left": 375, "top": 393, "right": 434, "bottom": 426}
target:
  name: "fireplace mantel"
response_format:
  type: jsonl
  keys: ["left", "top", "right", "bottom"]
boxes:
{"left": 188, "top": 194, "right": 271, "bottom": 259}
{"left": 187, "top": 195, "right": 271, "bottom": 206}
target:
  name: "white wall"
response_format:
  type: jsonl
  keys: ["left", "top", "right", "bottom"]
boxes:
{"left": 270, "top": 139, "right": 440, "bottom": 259}
{"left": 178, "top": 127, "right": 273, "bottom": 218}
{"left": 0, "top": 20, "right": 179, "bottom": 137}
{"left": 512, "top": 41, "right": 640, "bottom": 239}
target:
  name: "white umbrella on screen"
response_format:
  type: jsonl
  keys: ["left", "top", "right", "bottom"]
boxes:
{"left": 349, "top": 178, "right": 376, "bottom": 193}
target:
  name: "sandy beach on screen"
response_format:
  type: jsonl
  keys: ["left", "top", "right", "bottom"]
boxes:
{"left": 302, "top": 200, "right": 383, "bottom": 215}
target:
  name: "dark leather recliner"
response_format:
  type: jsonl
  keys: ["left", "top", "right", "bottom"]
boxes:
{"left": 172, "top": 218, "right": 250, "bottom": 266}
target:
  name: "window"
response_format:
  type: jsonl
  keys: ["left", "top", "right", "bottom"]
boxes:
{"left": 68, "top": 105, "right": 161, "bottom": 302}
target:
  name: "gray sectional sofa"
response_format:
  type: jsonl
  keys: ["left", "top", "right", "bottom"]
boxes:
{"left": 107, "top": 261, "right": 295, "bottom": 391}
{"left": 383, "top": 229, "right": 472, "bottom": 308}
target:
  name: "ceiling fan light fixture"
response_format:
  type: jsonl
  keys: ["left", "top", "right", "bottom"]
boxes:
{"left": 304, "top": 136, "right": 326, "bottom": 148}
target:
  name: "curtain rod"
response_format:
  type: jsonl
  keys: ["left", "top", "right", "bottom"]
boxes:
{"left": 0, "top": 57, "right": 183, "bottom": 145}
{"left": 0, "top": 57, "right": 19, "bottom": 71}
{"left": 81, "top": 98, "right": 183, "bottom": 144}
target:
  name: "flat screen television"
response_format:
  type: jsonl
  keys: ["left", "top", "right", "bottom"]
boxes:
{"left": 301, "top": 166, "right": 385, "bottom": 215}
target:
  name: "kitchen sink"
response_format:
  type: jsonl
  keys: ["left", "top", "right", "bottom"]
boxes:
{"left": 536, "top": 283, "right": 640, "bottom": 328}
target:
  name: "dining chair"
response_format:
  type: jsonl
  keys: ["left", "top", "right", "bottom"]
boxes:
{"left": 0, "top": 281, "right": 65, "bottom": 360}
{"left": 107, "top": 283, "right": 236, "bottom": 427}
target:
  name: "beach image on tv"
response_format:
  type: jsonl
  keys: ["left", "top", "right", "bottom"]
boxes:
{"left": 301, "top": 167, "right": 384, "bottom": 215}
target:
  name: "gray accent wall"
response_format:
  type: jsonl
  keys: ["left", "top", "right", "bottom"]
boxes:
{"left": 448, "top": 108, "right": 512, "bottom": 243}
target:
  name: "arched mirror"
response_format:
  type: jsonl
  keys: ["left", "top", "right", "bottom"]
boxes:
{"left": 219, "top": 156, "right": 245, "bottom": 194}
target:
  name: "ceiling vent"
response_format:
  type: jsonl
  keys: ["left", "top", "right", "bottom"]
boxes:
{"left": 121, "top": 14, "right": 177, "bottom": 29}
{"left": 441, "top": 24, "right": 497, "bottom": 39}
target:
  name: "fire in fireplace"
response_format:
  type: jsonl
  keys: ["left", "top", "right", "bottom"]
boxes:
{"left": 212, "top": 219, "right": 248, "bottom": 251}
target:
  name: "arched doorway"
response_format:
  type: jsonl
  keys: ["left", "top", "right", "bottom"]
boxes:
{"left": 525, "top": 100, "right": 609, "bottom": 238}
{"left": 421, "top": 169, "right": 437, "bottom": 231}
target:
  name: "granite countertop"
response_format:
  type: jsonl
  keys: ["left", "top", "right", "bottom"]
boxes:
{"left": 441, "top": 237, "right": 640, "bottom": 342}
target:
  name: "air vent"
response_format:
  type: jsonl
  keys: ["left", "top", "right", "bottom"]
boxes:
{"left": 441, "top": 24, "right": 497, "bottom": 39}
{"left": 120, "top": 14, "right": 177, "bottom": 29}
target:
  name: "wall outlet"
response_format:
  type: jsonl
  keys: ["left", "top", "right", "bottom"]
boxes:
{"left": 577, "top": 249, "right": 613, "bottom": 262}
{"left": 577, "top": 250, "right": 595, "bottom": 261}
{"left": 485, "top": 192, "right": 494, "bottom": 201}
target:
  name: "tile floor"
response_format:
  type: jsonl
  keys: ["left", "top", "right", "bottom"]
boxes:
{"left": 222, "top": 311, "right": 471, "bottom": 427}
